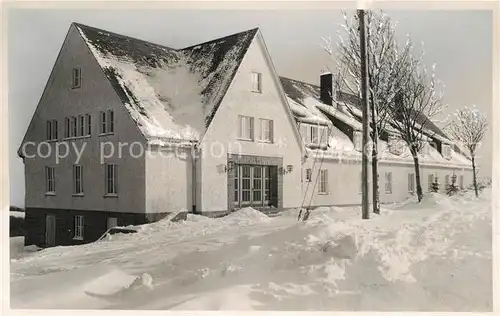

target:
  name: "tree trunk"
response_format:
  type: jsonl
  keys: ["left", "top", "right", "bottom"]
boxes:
{"left": 472, "top": 156, "right": 479, "bottom": 197}
{"left": 412, "top": 154, "right": 423, "bottom": 202}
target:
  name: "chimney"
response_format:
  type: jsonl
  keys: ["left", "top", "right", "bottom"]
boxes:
{"left": 320, "top": 73, "right": 333, "bottom": 106}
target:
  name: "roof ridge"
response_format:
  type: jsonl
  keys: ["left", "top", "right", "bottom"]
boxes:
{"left": 73, "top": 22, "right": 177, "bottom": 51}
{"left": 181, "top": 27, "right": 259, "bottom": 50}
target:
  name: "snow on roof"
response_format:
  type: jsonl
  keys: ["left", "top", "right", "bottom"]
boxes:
{"left": 280, "top": 77, "right": 470, "bottom": 168}
{"left": 75, "top": 23, "right": 257, "bottom": 142}
{"left": 280, "top": 77, "right": 362, "bottom": 129}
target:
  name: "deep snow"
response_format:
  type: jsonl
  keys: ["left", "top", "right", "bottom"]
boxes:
{"left": 10, "top": 190, "right": 492, "bottom": 311}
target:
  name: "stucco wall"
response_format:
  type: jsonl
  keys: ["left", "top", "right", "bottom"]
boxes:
{"left": 22, "top": 25, "right": 146, "bottom": 214}
{"left": 302, "top": 156, "right": 475, "bottom": 207}
{"left": 145, "top": 146, "right": 193, "bottom": 214}
{"left": 199, "top": 33, "right": 303, "bottom": 213}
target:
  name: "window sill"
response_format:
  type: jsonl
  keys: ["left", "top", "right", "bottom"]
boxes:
{"left": 71, "top": 86, "right": 81, "bottom": 90}
{"left": 251, "top": 90, "right": 262, "bottom": 94}
{"left": 104, "top": 193, "right": 118, "bottom": 198}
{"left": 72, "top": 193, "right": 84, "bottom": 197}
{"left": 317, "top": 192, "right": 329, "bottom": 195}
{"left": 45, "top": 192, "right": 56, "bottom": 196}
{"left": 46, "top": 139, "right": 58, "bottom": 143}
{"left": 257, "top": 140, "right": 273, "bottom": 144}
{"left": 237, "top": 138, "right": 254, "bottom": 142}
{"left": 63, "top": 135, "right": 91, "bottom": 141}
{"left": 99, "top": 133, "right": 114, "bottom": 137}
{"left": 73, "top": 236, "right": 84, "bottom": 241}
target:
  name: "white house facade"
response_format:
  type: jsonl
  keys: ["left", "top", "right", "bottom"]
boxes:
{"left": 18, "top": 23, "right": 474, "bottom": 247}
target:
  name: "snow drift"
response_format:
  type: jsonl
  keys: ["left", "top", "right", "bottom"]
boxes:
{"left": 10, "top": 189, "right": 492, "bottom": 311}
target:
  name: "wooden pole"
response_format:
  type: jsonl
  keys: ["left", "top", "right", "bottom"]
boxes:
{"left": 358, "top": 9, "right": 370, "bottom": 220}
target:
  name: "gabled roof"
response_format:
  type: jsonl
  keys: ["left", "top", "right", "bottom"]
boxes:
{"left": 75, "top": 23, "right": 258, "bottom": 142}
{"left": 279, "top": 76, "right": 450, "bottom": 142}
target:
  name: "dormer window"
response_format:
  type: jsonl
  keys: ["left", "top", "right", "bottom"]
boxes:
{"left": 251, "top": 72, "right": 262, "bottom": 93}
{"left": 442, "top": 144, "right": 452, "bottom": 160}
{"left": 388, "top": 134, "right": 403, "bottom": 155}
{"left": 421, "top": 141, "right": 430, "bottom": 156}
{"left": 72, "top": 67, "right": 81, "bottom": 88}
{"left": 299, "top": 123, "right": 329, "bottom": 147}
{"left": 354, "top": 131, "right": 362, "bottom": 151}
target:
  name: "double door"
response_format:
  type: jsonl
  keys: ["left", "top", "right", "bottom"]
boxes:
{"left": 233, "top": 164, "right": 277, "bottom": 208}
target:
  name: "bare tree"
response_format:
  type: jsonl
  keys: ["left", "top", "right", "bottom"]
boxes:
{"left": 389, "top": 44, "right": 446, "bottom": 202}
{"left": 323, "top": 10, "right": 409, "bottom": 213}
{"left": 447, "top": 105, "right": 488, "bottom": 197}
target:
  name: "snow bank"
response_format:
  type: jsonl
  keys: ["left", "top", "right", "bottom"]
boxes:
{"left": 222, "top": 207, "right": 270, "bottom": 226}
{"left": 11, "top": 265, "right": 138, "bottom": 309}
{"left": 10, "top": 189, "right": 491, "bottom": 310}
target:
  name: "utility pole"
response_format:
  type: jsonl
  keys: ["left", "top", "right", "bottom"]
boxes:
{"left": 358, "top": 9, "right": 370, "bottom": 220}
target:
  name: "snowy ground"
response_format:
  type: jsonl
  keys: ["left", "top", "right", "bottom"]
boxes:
{"left": 10, "top": 189, "right": 492, "bottom": 311}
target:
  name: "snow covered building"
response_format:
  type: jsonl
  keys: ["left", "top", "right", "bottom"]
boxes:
{"left": 18, "top": 23, "right": 474, "bottom": 247}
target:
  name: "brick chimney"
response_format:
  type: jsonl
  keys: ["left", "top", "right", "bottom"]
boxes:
{"left": 320, "top": 73, "right": 333, "bottom": 106}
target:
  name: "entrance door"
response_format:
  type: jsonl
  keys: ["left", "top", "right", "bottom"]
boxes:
{"left": 45, "top": 214, "right": 56, "bottom": 247}
{"left": 233, "top": 164, "right": 277, "bottom": 208}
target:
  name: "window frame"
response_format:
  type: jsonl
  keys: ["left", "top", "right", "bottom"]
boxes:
{"left": 85, "top": 114, "right": 92, "bottom": 136}
{"left": 71, "top": 116, "right": 77, "bottom": 138}
{"left": 238, "top": 115, "right": 254, "bottom": 141}
{"left": 318, "top": 169, "right": 328, "bottom": 194}
{"left": 73, "top": 165, "right": 83, "bottom": 195}
{"left": 258, "top": 118, "right": 274, "bottom": 143}
{"left": 64, "top": 117, "right": 70, "bottom": 138}
{"left": 72, "top": 67, "right": 82, "bottom": 89}
{"left": 251, "top": 72, "right": 262, "bottom": 93}
{"left": 428, "top": 174, "right": 434, "bottom": 192}
{"left": 108, "top": 110, "right": 114, "bottom": 134}
{"left": 105, "top": 164, "right": 118, "bottom": 196}
{"left": 385, "top": 172, "right": 393, "bottom": 194}
{"left": 45, "top": 166, "right": 55, "bottom": 195}
{"left": 100, "top": 111, "right": 107, "bottom": 134}
{"left": 310, "top": 125, "right": 319, "bottom": 144}
{"left": 73, "top": 215, "right": 84, "bottom": 240}
{"left": 99, "top": 110, "right": 115, "bottom": 135}
{"left": 78, "top": 115, "right": 85, "bottom": 137}
{"left": 46, "top": 120, "right": 58, "bottom": 141}
{"left": 408, "top": 173, "right": 415, "bottom": 193}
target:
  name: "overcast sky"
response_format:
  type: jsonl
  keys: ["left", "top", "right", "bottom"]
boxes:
{"left": 8, "top": 8, "right": 492, "bottom": 207}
